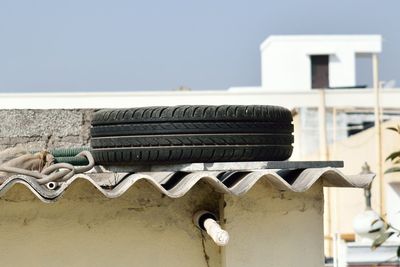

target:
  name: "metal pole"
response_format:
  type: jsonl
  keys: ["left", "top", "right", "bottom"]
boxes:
{"left": 319, "top": 88, "right": 332, "bottom": 256}
{"left": 373, "top": 53, "right": 384, "bottom": 217}
{"left": 332, "top": 107, "right": 337, "bottom": 159}
{"left": 319, "top": 89, "right": 329, "bottom": 161}
{"left": 331, "top": 107, "right": 340, "bottom": 251}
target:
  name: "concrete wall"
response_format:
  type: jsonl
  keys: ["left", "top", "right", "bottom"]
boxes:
{"left": 0, "top": 109, "right": 93, "bottom": 151}
{"left": 224, "top": 180, "right": 325, "bottom": 267}
{"left": 0, "top": 177, "right": 325, "bottom": 267}
{"left": 0, "top": 180, "right": 221, "bottom": 267}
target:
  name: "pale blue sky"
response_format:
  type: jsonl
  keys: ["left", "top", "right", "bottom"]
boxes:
{"left": 0, "top": 0, "right": 399, "bottom": 92}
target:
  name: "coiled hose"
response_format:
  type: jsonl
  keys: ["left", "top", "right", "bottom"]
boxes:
{"left": 50, "top": 147, "right": 92, "bottom": 166}
{"left": 0, "top": 149, "right": 95, "bottom": 186}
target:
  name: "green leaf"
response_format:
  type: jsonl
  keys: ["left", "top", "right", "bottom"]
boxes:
{"left": 372, "top": 231, "right": 394, "bottom": 250}
{"left": 397, "top": 246, "right": 400, "bottom": 258}
{"left": 385, "top": 167, "right": 400, "bottom": 174}
{"left": 387, "top": 127, "right": 400, "bottom": 133}
{"left": 386, "top": 151, "right": 400, "bottom": 162}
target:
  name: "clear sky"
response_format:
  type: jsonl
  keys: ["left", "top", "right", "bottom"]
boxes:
{"left": 0, "top": 0, "right": 399, "bottom": 92}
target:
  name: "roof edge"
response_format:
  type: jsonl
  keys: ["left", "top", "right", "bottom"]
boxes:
{"left": 260, "top": 34, "right": 382, "bottom": 52}
{"left": 0, "top": 168, "right": 374, "bottom": 203}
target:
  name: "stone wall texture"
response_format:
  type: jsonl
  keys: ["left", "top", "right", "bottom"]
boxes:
{"left": 0, "top": 109, "right": 94, "bottom": 151}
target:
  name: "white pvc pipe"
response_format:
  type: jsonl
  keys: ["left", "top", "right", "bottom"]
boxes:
{"left": 45, "top": 181, "right": 59, "bottom": 190}
{"left": 203, "top": 218, "right": 230, "bottom": 246}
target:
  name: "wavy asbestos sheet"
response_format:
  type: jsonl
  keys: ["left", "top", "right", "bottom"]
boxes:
{"left": 0, "top": 168, "right": 374, "bottom": 203}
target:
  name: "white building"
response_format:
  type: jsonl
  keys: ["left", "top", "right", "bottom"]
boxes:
{"left": 260, "top": 35, "right": 382, "bottom": 91}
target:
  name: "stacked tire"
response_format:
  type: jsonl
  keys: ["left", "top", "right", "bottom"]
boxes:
{"left": 90, "top": 105, "right": 294, "bottom": 164}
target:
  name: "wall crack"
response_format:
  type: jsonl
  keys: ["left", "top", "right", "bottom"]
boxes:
{"left": 200, "top": 230, "right": 211, "bottom": 267}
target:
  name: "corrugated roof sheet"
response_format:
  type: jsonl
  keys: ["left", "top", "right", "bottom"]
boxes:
{"left": 0, "top": 167, "right": 373, "bottom": 203}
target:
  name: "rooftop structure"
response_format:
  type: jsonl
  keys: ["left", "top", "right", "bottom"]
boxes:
{"left": 0, "top": 108, "right": 373, "bottom": 267}
{"left": 260, "top": 35, "right": 382, "bottom": 91}
{"left": 0, "top": 34, "right": 398, "bottom": 265}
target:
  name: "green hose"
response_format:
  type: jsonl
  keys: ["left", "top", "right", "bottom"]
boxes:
{"left": 51, "top": 147, "right": 92, "bottom": 166}
{"left": 49, "top": 147, "right": 91, "bottom": 157}
{"left": 54, "top": 156, "right": 89, "bottom": 166}
{"left": 32, "top": 147, "right": 93, "bottom": 166}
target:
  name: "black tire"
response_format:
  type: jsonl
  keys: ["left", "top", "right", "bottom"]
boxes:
{"left": 91, "top": 134, "right": 293, "bottom": 148}
{"left": 91, "top": 121, "right": 293, "bottom": 137}
{"left": 90, "top": 105, "right": 294, "bottom": 164}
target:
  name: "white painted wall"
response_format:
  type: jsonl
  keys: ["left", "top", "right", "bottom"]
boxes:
{"left": 1, "top": 88, "right": 400, "bottom": 110}
{"left": 260, "top": 35, "right": 382, "bottom": 91}
{"left": 0, "top": 176, "right": 325, "bottom": 266}
{"left": 0, "top": 181, "right": 222, "bottom": 267}
{"left": 224, "top": 179, "right": 324, "bottom": 267}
